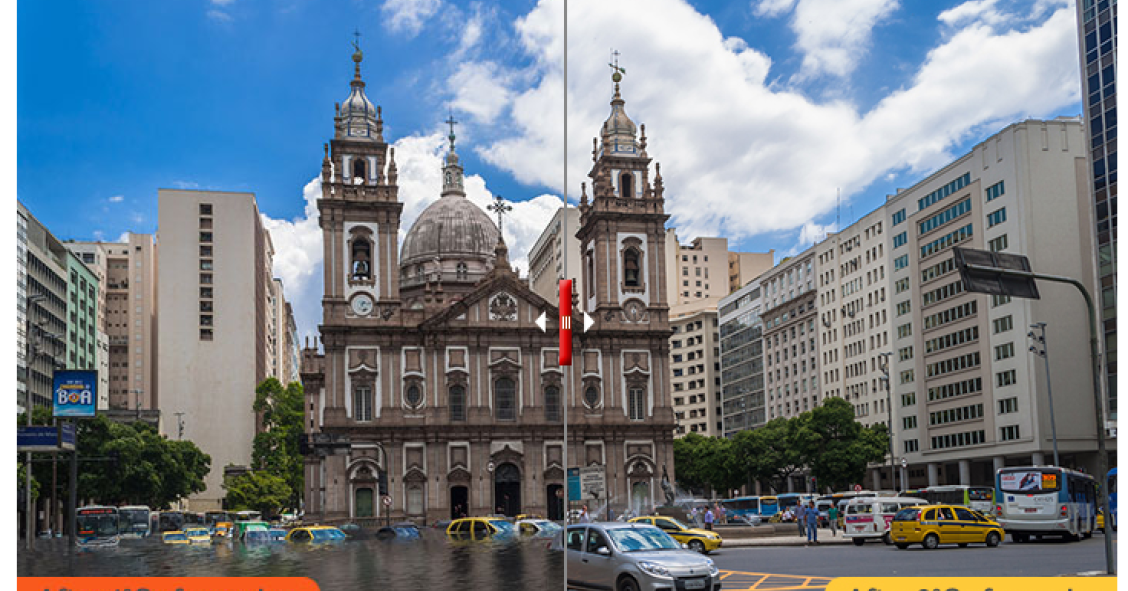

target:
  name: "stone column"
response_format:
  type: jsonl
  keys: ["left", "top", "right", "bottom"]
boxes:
{"left": 1032, "top": 452, "right": 1045, "bottom": 466}
{"left": 871, "top": 468, "right": 882, "bottom": 490}
{"left": 927, "top": 463, "right": 939, "bottom": 487}
{"left": 787, "top": 476, "right": 796, "bottom": 492}
{"left": 959, "top": 460, "right": 971, "bottom": 485}
{"left": 993, "top": 456, "right": 1005, "bottom": 473}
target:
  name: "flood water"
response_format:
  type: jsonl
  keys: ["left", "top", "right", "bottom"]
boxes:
{"left": 18, "top": 530, "right": 563, "bottom": 591}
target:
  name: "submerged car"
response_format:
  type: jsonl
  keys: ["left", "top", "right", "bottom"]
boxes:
{"left": 556, "top": 523, "right": 720, "bottom": 591}
{"left": 628, "top": 516, "right": 723, "bottom": 553}
{"left": 516, "top": 519, "right": 562, "bottom": 538}
{"left": 376, "top": 522, "right": 422, "bottom": 541}
{"left": 446, "top": 517, "right": 517, "bottom": 541}
{"left": 184, "top": 527, "right": 212, "bottom": 544}
{"left": 285, "top": 525, "right": 347, "bottom": 544}
{"left": 162, "top": 531, "right": 190, "bottom": 545}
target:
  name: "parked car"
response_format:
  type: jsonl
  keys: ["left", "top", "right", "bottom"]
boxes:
{"left": 376, "top": 522, "right": 421, "bottom": 540}
{"left": 285, "top": 525, "right": 348, "bottom": 544}
{"left": 628, "top": 516, "right": 723, "bottom": 553}
{"left": 445, "top": 517, "right": 516, "bottom": 541}
{"left": 554, "top": 522, "right": 720, "bottom": 591}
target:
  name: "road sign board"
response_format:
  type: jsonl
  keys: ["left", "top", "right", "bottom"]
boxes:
{"left": 567, "top": 468, "right": 580, "bottom": 501}
{"left": 952, "top": 247, "right": 1040, "bottom": 299}
{"left": 853, "top": 484, "right": 862, "bottom": 492}
{"left": 59, "top": 422, "right": 76, "bottom": 451}
{"left": 53, "top": 370, "right": 98, "bottom": 417}
{"left": 18, "top": 426, "right": 61, "bottom": 452}
{"left": 580, "top": 465, "right": 606, "bottom": 501}
{"left": 382, "top": 495, "right": 392, "bottom": 507}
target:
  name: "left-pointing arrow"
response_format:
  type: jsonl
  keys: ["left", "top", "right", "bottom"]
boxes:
{"left": 536, "top": 311, "right": 547, "bottom": 332}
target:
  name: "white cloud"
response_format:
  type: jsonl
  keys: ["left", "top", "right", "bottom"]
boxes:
{"left": 206, "top": 9, "right": 232, "bottom": 22}
{"left": 108, "top": 195, "right": 124, "bottom": 203}
{"left": 938, "top": 0, "right": 1003, "bottom": 27}
{"left": 557, "top": 0, "right": 1078, "bottom": 243}
{"left": 381, "top": 0, "right": 442, "bottom": 37}
{"left": 448, "top": 62, "right": 513, "bottom": 124}
{"left": 790, "top": 0, "right": 900, "bottom": 79}
{"left": 210, "top": 0, "right": 236, "bottom": 5}
{"left": 753, "top": 0, "right": 799, "bottom": 18}
{"left": 264, "top": 132, "right": 561, "bottom": 339}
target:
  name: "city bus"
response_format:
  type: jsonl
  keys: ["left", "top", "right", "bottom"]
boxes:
{"left": 235, "top": 510, "right": 263, "bottom": 522}
{"left": 996, "top": 466, "right": 1097, "bottom": 542}
{"left": 721, "top": 496, "right": 781, "bottom": 521}
{"left": 118, "top": 505, "right": 152, "bottom": 538}
{"left": 205, "top": 510, "right": 233, "bottom": 527}
{"left": 157, "top": 511, "right": 187, "bottom": 532}
{"left": 777, "top": 493, "right": 816, "bottom": 517}
{"left": 916, "top": 485, "right": 995, "bottom": 514}
{"left": 758, "top": 495, "right": 779, "bottom": 518}
{"left": 76, "top": 506, "right": 121, "bottom": 547}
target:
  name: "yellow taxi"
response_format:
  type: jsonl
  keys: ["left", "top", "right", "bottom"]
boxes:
{"left": 445, "top": 517, "right": 517, "bottom": 541}
{"left": 889, "top": 504, "right": 1004, "bottom": 550}
{"left": 162, "top": 530, "right": 190, "bottom": 545}
{"left": 184, "top": 527, "right": 212, "bottom": 544}
{"left": 628, "top": 515, "right": 723, "bottom": 553}
{"left": 285, "top": 525, "right": 347, "bottom": 543}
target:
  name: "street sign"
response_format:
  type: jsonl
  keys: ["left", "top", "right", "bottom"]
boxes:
{"left": 59, "top": 422, "right": 76, "bottom": 451}
{"left": 853, "top": 484, "right": 862, "bottom": 492}
{"left": 53, "top": 370, "right": 98, "bottom": 418}
{"left": 952, "top": 247, "right": 1040, "bottom": 299}
{"left": 382, "top": 495, "right": 392, "bottom": 507}
{"left": 567, "top": 468, "right": 580, "bottom": 501}
{"left": 580, "top": 465, "right": 606, "bottom": 501}
{"left": 17, "top": 426, "right": 61, "bottom": 452}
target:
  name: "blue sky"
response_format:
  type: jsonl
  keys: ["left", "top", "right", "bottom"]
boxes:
{"left": 18, "top": 0, "right": 1085, "bottom": 338}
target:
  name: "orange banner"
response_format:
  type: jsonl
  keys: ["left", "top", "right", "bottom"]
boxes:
{"left": 18, "top": 578, "right": 320, "bottom": 591}
{"left": 827, "top": 577, "right": 1115, "bottom": 591}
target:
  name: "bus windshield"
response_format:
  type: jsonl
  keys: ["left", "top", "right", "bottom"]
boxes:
{"left": 1000, "top": 469, "right": 1061, "bottom": 493}
{"left": 77, "top": 512, "right": 119, "bottom": 537}
{"left": 119, "top": 508, "right": 150, "bottom": 532}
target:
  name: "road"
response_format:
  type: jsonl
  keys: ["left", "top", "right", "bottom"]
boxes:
{"left": 712, "top": 533, "right": 1115, "bottom": 578}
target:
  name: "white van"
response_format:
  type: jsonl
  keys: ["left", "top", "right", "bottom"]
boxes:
{"left": 843, "top": 496, "right": 927, "bottom": 545}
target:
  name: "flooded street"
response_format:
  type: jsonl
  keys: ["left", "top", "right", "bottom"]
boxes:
{"left": 18, "top": 531, "right": 563, "bottom": 591}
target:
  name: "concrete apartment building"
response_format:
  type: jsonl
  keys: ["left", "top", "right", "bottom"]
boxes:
{"left": 17, "top": 207, "right": 29, "bottom": 412}
{"left": 68, "top": 234, "right": 158, "bottom": 414}
{"left": 762, "top": 248, "right": 819, "bottom": 421}
{"left": 670, "top": 304, "right": 722, "bottom": 435}
{"left": 64, "top": 251, "right": 103, "bottom": 408}
{"left": 527, "top": 206, "right": 582, "bottom": 304}
{"left": 887, "top": 119, "right": 1107, "bottom": 490}
{"left": 269, "top": 278, "right": 302, "bottom": 385}
{"left": 718, "top": 279, "right": 765, "bottom": 437}
{"left": 815, "top": 208, "right": 892, "bottom": 430}
{"left": 1074, "top": 0, "right": 1117, "bottom": 425}
{"left": 158, "top": 189, "right": 275, "bottom": 510}
{"left": 19, "top": 202, "right": 71, "bottom": 411}
{"left": 665, "top": 233, "right": 772, "bottom": 306}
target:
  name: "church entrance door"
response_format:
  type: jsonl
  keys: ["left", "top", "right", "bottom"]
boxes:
{"left": 450, "top": 486, "right": 468, "bottom": 519}
{"left": 547, "top": 484, "right": 564, "bottom": 520}
{"left": 494, "top": 463, "right": 521, "bottom": 517}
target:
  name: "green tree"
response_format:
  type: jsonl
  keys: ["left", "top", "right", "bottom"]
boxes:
{"left": 250, "top": 378, "right": 305, "bottom": 511}
{"left": 223, "top": 470, "right": 291, "bottom": 517}
{"left": 748, "top": 418, "right": 810, "bottom": 493}
{"left": 673, "top": 432, "right": 709, "bottom": 493}
{"left": 802, "top": 397, "right": 889, "bottom": 492}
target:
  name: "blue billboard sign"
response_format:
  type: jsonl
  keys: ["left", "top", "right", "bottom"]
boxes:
{"left": 18, "top": 426, "right": 60, "bottom": 452}
{"left": 53, "top": 370, "right": 98, "bottom": 417}
{"left": 567, "top": 467, "right": 580, "bottom": 502}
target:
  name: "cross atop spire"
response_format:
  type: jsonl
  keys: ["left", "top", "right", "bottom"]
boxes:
{"left": 445, "top": 110, "right": 459, "bottom": 150}
{"left": 487, "top": 194, "right": 512, "bottom": 238}
{"left": 352, "top": 29, "right": 361, "bottom": 52}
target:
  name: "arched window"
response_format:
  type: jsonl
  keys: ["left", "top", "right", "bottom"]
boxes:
{"left": 583, "top": 386, "right": 600, "bottom": 408}
{"left": 495, "top": 377, "right": 516, "bottom": 420}
{"left": 405, "top": 384, "right": 423, "bottom": 408}
{"left": 353, "top": 158, "right": 367, "bottom": 181}
{"left": 628, "top": 386, "right": 645, "bottom": 421}
{"left": 456, "top": 262, "right": 468, "bottom": 280}
{"left": 544, "top": 385, "right": 561, "bottom": 422}
{"left": 623, "top": 248, "right": 641, "bottom": 288}
{"left": 449, "top": 385, "right": 466, "bottom": 421}
{"left": 351, "top": 238, "right": 371, "bottom": 281}
{"left": 586, "top": 253, "right": 595, "bottom": 297}
{"left": 354, "top": 385, "right": 373, "bottom": 422}
{"left": 621, "top": 173, "right": 633, "bottom": 198}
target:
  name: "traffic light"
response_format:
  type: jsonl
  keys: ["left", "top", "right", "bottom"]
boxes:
{"left": 378, "top": 470, "right": 388, "bottom": 496}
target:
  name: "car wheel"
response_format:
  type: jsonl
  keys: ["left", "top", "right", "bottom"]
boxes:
{"left": 882, "top": 532, "right": 892, "bottom": 545}
{"left": 922, "top": 534, "right": 940, "bottom": 550}
{"left": 852, "top": 537, "right": 865, "bottom": 546}
{"left": 895, "top": 543, "right": 909, "bottom": 550}
{"left": 617, "top": 576, "right": 640, "bottom": 591}
{"left": 985, "top": 531, "right": 1001, "bottom": 547}
{"left": 689, "top": 539, "right": 706, "bottom": 553}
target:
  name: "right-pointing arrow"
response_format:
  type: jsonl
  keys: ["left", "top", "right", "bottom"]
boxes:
{"left": 583, "top": 311, "right": 594, "bottom": 332}
{"left": 535, "top": 311, "right": 547, "bottom": 333}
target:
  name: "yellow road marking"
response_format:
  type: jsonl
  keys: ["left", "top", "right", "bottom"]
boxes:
{"left": 718, "top": 570, "right": 833, "bottom": 591}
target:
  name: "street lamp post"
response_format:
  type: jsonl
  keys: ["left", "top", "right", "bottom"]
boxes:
{"left": 878, "top": 352, "right": 895, "bottom": 492}
{"left": 24, "top": 293, "right": 46, "bottom": 549}
{"left": 1027, "top": 323, "right": 1060, "bottom": 467}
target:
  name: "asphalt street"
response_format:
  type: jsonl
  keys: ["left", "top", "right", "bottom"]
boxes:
{"left": 712, "top": 532, "right": 1116, "bottom": 577}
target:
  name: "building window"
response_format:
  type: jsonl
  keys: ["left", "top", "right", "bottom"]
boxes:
{"left": 991, "top": 294, "right": 1012, "bottom": 307}
{"left": 996, "top": 369, "right": 1017, "bottom": 388}
{"left": 894, "top": 255, "right": 909, "bottom": 270}
{"left": 200, "top": 314, "right": 213, "bottom": 326}
{"left": 495, "top": 378, "right": 516, "bottom": 420}
{"left": 995, "top": 342, "right": 1015, "bottom": 361}
{"left": 199, "top": 328, "right": 213, "bottom": 341}
{"left": 999, "top": 425, "right": 1021, "bottom": 441}
{"left": 200, "top": 245, "right": 213, "bottom": 257}
{"left": 892, "top": 209, "right": 906, "bottom": 226}
{"left": 985, "top": 181, "right": 1005, "bottom": 201}
{"left": 199, "top": 232, "right": 213, "bottom": 243}
{"left": 893, "top": 232, "right": 907, "bottom": 249}
{"left": 354, "top": 385, "right": 373, "bottom": 422}
{"left": 988, "top": 234, "right": 1009, "bottom": 252}
{"left": 200, "top": 287, "right": 213, "bottom": 299}
{"left": 628, "top": 386, "right": 645, "bottom": 421}
{"left": 352, "top": 158, "right": 366, "bottom": 180}
{"left": 903, "top": 439, "right": 919, "bottom": 453}
{"left": 449, "top": 385, "right": 466, "bottom": 421}
{"left": 456, "top": 262, "right": 468, "bottom": 280}
{"left": 351, "top": 237, "right": 372, "bottom": 281}
{"left": 998, "top": 397, "right": 1019, "bottom": 414}
{"left": 199, "top": 203, "right": 213, "bottom": 215}
{"left": 584, "top": 386, "right": 600, "bottom": 408}
{"left": 992, "top": 315, "right": 1014, "bottom": 334}
{"left": 903, "top": 415, "right": 917, "bottom": 429}
{"left": 986, "top": 208, "right": 1007, "bottom": 228}
{"left": 404, "top": 384, "right": 423, "bottom": 408}
{"left": 620, "top": 172, "right": 634, "bottom": 198}
{"left": 544, "top": 385, "right": 561, "bottom": 422}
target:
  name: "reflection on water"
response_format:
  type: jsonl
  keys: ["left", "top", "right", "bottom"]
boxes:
{"left": 19, "top": 530, "right": 563, "bottom": 591}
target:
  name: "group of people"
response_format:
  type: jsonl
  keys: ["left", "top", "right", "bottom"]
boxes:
{"left": 787, "top": 501, "right": 839, "bottom": 546}
{"left": 687, "top": 504, "right": 726, "bottom": 530}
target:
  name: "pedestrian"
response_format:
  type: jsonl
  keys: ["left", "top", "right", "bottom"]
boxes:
{"left": 608, "top": 507, "right": 615, "bottom": 522}
{"left": 795, "top": 503, "right": 805, "bottom": 537}
{"left": 718, "top": 503, "right": 726, "bottom": 525}
{"left": 805, "top": 501, "right": 819, "bottom": 545}
{"left": 828, "top": 503, "right": 838, "bottom": 537}
{"left": 703, "top": 507, "right": 715, "bottom": 531}
{"left": 579, "top": 505, "right": 591, "bottom": 523}
{"left": 690, "top": 506, "right": 699, "bottom": 527}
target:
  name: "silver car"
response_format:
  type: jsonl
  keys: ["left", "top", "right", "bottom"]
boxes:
{"left": 556, "top": 522, "right": 721, "bottom": 591}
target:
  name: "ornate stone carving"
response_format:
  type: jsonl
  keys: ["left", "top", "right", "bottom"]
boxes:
{"left": 489, "top": 292, "right": 517, "bottom": 321}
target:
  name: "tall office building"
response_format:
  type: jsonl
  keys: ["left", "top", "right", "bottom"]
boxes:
{"left": 761, "top": 248, "right": 820, "bottom": 421}
{"left": 814, "top": 208, "right": 892, "bottom": 430}
{"left": 17, "top": 207, "right": 29, "bottom": 411}
{"left": 1074, "top": 0, "right": 1117, "bottom": 425}
{"left": 887, "top": 119, "right": 1106, "bottom": 490}
{"left": 718, "top": 279, "right": 765, "bottom": 437}
{"left": 669, "top": 303, "right": 721, "bottom": 436}
{"left": 528, "top": 206, "right": 582, "bottom": 304}
{"left": 19, "top": 202, "right": 70, "bottom": 411}
{"left": 665, "top": 233, "right": 772, "bottom": 306}
{"left": 69, "top": 234, "right": 158, "bottom": 413}
{"left": 158, "top": 189, "right": 275, "bottom": 510}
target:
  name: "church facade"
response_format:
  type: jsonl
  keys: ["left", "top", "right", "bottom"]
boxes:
{"left": 300, "top": 49, "right": 676, "bottom": 524}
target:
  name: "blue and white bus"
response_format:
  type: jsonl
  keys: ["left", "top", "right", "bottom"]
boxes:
{"left": 118, "top": 505, "right": 152, "bottom": 538}
{"left": 1107, "top": 467, "right": 1117, "bottom": 530}
{"left": 721, "top": 496, "right": 772, "bottom": 520}
{"left": 76, "top": 506, "right": 121, "bottom": 547}
{"left": 996, "top": 466, "right": 1097, "bottom": 542}
{"left": 777, "top": 493, "right": 816, "bottom": 517}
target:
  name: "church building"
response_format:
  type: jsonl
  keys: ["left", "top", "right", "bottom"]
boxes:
{"left": 300, "top": 47, "right": 676, "bottom": 524}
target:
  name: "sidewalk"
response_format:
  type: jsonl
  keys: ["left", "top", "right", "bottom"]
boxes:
{"left": 719, "top": 533, "right": 854, "bottom": 547}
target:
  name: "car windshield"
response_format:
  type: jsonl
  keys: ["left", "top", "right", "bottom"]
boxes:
{"left": 311, "top": 529, "right": 346, "bottom": 541}
{"left": 608, "top": 527, "right": 681, "bottom": 552}
{"left": 186, "top": 529, "right": 208, "bottom": 536}
{"left": 535, "top": 521, "right": 561, "bottom": 532}
{"left": 165, "top": 533, "right": 187, "bottom": 541}
{"left": 245, "top": 530, "right": 270, "bottom": 542}
{"left": 893, "top": 508, "right": 921, "bottom": 521}
{"left": 489, "top": 520, "right": 515, "bottom": 533}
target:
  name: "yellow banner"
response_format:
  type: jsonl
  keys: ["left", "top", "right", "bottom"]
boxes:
{"left": 827, "top": 578, "right": 1116, "bottom": 591}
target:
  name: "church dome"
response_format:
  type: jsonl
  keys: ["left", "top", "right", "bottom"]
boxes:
{"left": 339, "top": 49, "right": 379, "bottom": 138}
{"left": 400, "top": 194, "right": 499, "bottom": 270}
{"left": 600, "top": 71, "right": 638, "bottom": 154}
